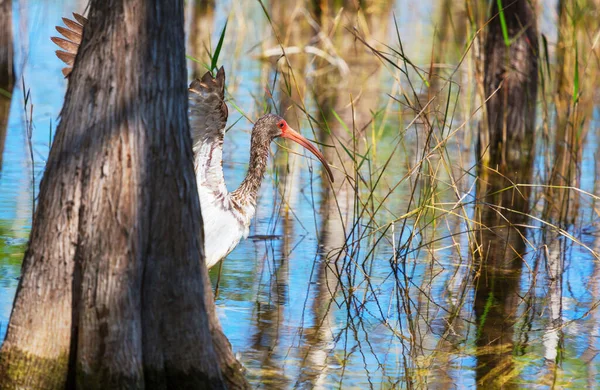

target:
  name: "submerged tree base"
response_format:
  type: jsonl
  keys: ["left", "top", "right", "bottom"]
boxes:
{"left": 0, "top": 348, "right": 226, "bottom": 390}
{"left": 0, "top": 349, "right": 69, "bottom": 389}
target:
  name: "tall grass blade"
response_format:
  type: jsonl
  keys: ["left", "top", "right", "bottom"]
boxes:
{"left": 496, "top": 0, "right": 511, "bottom": 46}
{"left": 256, "top": 0, "right": 272, "bottom": 24}
{"left": 573, "top": 41, "right": 579, "bottom": 103}
{"left": 0, "top": 88, "right": 11, "bottom": 99}
{"left": 210, "top": 19, "right": 228, "bottom": 73}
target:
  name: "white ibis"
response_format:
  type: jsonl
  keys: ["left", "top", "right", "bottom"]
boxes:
{"left": 52, "top": 14, "right": 334, "bottom": 269}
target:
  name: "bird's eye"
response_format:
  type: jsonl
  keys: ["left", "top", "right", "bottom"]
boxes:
{"left": 278, "top": 121, "right": 285, "bottom": 129}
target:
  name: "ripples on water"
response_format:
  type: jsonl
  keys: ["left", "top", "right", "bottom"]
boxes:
{"left": 1, "top": 0, "right": 600, "bottom": 388}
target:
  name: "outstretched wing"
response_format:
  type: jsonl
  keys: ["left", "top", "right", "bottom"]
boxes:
{"left": 51, "top": 13, "right": 87, "bottom": 77}
{"left": 188, "top": 67, "right": 228, "bottom": 193}
{"left": 189, "top": 69, "right": 244, "bottom": 269}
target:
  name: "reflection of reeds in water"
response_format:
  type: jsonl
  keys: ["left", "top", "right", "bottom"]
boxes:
{"left": 249, "top": 238, "right": 290, "bottom": 388}
{"left": 536, "top": 1, "right": 600, "bottom": 383}
{"left": 245, "top": 6, "right": 307, "bottom": 383}
{"left": 0, "top": 0, "right": 15, "bottom": 172}
{"left": 255, "top": 0, "right": 401, "bottom": 385}
{"left": 307, "top": 1, "right": 399, "bottom": 386}
{"left": 543, "top": 0, "right": 599, "bottom": 224}
{"left": 580, "top": 230, "right": 600, "bottom": 387}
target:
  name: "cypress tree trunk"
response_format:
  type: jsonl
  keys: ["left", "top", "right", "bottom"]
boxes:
{"left": 0, "top": 0, "right": 14, "bottom": 170}
{"left": 0, "top": 0, "right": 247, "bottom": 388}
{"left": 0, "top": 0, "right": 12, "bottom": 91}
{"left": 482, "top": 0, "right": 538, "bottom": 168}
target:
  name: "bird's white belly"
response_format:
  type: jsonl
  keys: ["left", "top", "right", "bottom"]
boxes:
{"left": 198, "top": 188, "right": 252, "bottom": 269}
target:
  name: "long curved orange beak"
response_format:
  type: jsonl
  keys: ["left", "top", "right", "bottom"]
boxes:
{"left": 281, "top": 125, "right": 334, "bottom": 183}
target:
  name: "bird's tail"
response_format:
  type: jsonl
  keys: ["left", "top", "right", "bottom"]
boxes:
{"left": 189, "top": 67, "right": 226, "bottom": 101}
{"left": 51, "top": 13, "right": 87, "bottom": 77}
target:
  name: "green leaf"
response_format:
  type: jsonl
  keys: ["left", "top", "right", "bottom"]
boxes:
{"left": 186, "top": 54, "right": 201, "bottom": 63}
{"left": 496, "top": 0, "right": 511, "bottom": 47}
{"left": 210, "top": 19, "right": 228, "bottom": 73}
{"left": 331, "top": 109, "right": 351, "bottom": 138}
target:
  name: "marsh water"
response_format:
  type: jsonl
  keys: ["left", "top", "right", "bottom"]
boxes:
{"left": 2, "top": 0, "right": 600, "bottom": 388}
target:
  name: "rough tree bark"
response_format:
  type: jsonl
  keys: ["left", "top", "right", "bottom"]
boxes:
{"left": 0, "top": 0, "right": 13, "bottom": 91}
{"left": 0, "top": 0, "right": 247, "bottom": 388}
{"left": 481, "top": 0, "right": 538, "bottom": 168}
{"left": 0, "top": 0, "right": 14, "bottom": 170}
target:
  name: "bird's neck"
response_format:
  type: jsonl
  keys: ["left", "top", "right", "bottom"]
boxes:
{"left": 231, "top": 136, "right": 270, "bottom": 208}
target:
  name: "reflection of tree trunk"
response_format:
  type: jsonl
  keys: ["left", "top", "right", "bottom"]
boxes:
{"left": 474, "top": 1, "right": 537, "bottom": 387}
{"left": 295, "top": 243, "right": 338, "bottom": 388}
{"left": 580, "top": 232, "right": 600, "bottom": 388}
{"left": 473, "top": 213, "right": 525, "bottom": 388}
{"left": 188, "top": 0, "right": 215, "bottom": 79}
{"left": 0, "top": 0, "right": 14, "bottom": 171}
{"left": 250, "top": 221, "right": 289, "bottom": 387}
{"left": 0, "top": 0, "right": 13, "bottom": 91}
{"left": 310, "top": 0, "right": 393, "bottom": 220}
{"left": 0, "top": 1, "right": 247, "bottom": 388}
{"left": 295, "top": 158, "right": 344, "bottom": 388}
{"left": 540, "top": 232, "right": 563, "bottom": 385}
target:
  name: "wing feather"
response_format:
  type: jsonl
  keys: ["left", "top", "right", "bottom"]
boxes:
{"left": 55, "top": 26, "right": 81, "bottom": 42}
{"left": 62, "top": 17, "right": 84, "bottom": 35}
{"left": 72, "top": 13, "right": 88, "bottom": 25}
{"left": 188, "top": 67, "right": 229, "bottom": 195}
